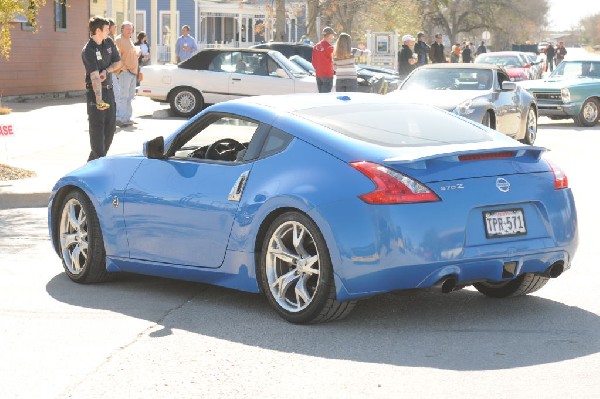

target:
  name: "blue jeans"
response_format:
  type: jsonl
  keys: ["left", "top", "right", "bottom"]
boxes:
{"left": 116, "top": 70, "right": 136, "bottom": 122}
{"left": 316, "top": 77, "right": 334, "bottom": 93}
{"left": 335, "top": 78, "right": 358, "bottom": 92}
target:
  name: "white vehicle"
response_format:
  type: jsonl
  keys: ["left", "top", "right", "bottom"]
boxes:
{"left": 138, "top": 48, "right": 318, "bottom": 117}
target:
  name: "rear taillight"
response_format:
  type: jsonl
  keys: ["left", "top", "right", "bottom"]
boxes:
{"left": 350, "top": 161, "right": 440, "bottom": 204}
{"left": 547, "top": 160, "right": 568, "bottom": 189}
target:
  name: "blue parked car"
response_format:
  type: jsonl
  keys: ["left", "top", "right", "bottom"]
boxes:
{"left": 48, "top": 93, "right": 578, "bottom": 324}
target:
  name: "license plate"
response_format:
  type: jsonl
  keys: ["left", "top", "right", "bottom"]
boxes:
{"left": 483, "top": 208, "right": 527, "bottom": 238}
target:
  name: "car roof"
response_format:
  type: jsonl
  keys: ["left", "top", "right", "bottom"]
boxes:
{"left": 478, "top": 51, "right": 522, "bottom": 55}
{"left": 417, "top": 63, "right": 502, "bottom": 71}
{"left": 561, "top": 56, "right": 600, "bottom": 62}
{"left": 252, "top": 42, "right": 313, "bottom": 48}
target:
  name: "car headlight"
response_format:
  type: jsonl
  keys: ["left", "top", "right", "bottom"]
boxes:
{"left": 561, "top": 87, "right": 571, "bottom": 103}
{"left": 455, "top": 99, "right": 475, "bottom": 116}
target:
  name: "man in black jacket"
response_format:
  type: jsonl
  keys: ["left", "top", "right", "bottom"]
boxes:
{"left": 429, "top": 33, "right": 445, "bottom": 63}
{"left": 546, "top": 43, "right": 556, "bottom": 72}
{"left": 398, "top": 34, "right": 417, "bottom": 78}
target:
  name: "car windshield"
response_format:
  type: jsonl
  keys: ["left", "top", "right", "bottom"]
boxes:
{"left": 551, "top": 60, "right": 600, "bottom": 78}
{"left": 295, "top": 103, "right": 492, "bottom": 147}
{"left": 271, "top": 51, "right": 310, "bottom": 77}
{"left": 290, "top": 55, "right": 315, "bottom": 74}
{"left": 401, "top": 68, "right": 493, "bottom": 90}
{"left": 476, "top": 55, "right": 524, "bottom": 68}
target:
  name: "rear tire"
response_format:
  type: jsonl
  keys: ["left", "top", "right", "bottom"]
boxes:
{"left": 58, "top": 190, "right": 112, "bottom": 283}
{"left": 474, "top": 273, "right": 549, "bottom": 298}
{"left": 170, "top": 87, "right": 203, "bottom": 117}
{"left": 520, "top": 106, "right": 537, "bottom": 145}
{"left": 574, "top": 98, "right": 599, "bottom": 127}
{"left": 259, "top": 211, "right": 356, "bottom": 324}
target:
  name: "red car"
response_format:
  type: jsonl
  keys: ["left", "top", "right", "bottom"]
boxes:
{"left": 475, "top": 51, "right": 532, "bottom": 82}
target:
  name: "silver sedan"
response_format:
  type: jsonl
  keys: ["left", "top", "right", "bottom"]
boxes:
{"left": 390, "top": 63, "right": 538, "bottom": 144}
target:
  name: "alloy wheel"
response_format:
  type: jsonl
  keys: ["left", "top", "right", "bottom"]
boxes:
{"left": 59, "top": 198, "right": 89, "bottom": 275}
{"left": 526, "top": 108, "right": 537, "bottom": 144}
{"left": 265, "top": 221, "right": 321, "bottom": 312}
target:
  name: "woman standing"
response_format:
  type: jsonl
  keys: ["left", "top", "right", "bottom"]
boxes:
{"left": 134, "top": 31, "right": 151, "bottom": 67}
{"left": 134, "top": 31, "right": 150, "bottom": 86}
{"left": 333, "top": 33, "right": 358, "bottom": 92}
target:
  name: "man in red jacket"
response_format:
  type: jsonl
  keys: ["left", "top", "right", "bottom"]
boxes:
{"left": 312, "top": 27, "right": 336, "bottom": 93}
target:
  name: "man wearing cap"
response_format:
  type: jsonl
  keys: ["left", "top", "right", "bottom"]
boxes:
{"left": 312, "top": 27, "right": 336, "bottom": 93}
{"left": 430, "top": 33, "right": 446, "bottom": 63}
{"left": 413, "top": 32, "right": 429, "bottom": 66}
{"left": 398, "top": 34, "right": 417, "bottom": 78}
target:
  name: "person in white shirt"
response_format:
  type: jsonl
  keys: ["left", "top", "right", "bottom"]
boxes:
{"left": 333, "top": 33, "right": 358, "bottom": 92}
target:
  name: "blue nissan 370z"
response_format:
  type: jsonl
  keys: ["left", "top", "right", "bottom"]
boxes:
{"left": 48, "top": 93, "right": 578, "bottom": 324}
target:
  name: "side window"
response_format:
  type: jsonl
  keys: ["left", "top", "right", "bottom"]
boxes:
{"left": 267, "top": 56, "right": 280, "bottom": 76}
{"left": 246, "top": 53, "right": 268, "bottom": 76}
{"left": 209, "top": 52, "right": 236, "bottom": 72}
{"left": 259, "top": 127, "right": 293, "bottom": 158}
{"left": 172, "top": 115, "right": 259, "bottom": 162}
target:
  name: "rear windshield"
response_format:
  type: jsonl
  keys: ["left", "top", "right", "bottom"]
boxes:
{"left": 294, "top": 103, "right": 492, "bottom": 147}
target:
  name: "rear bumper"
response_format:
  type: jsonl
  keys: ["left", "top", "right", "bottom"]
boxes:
{"left": 136, "top": 86, "right": 169, "bottom": 102}
{"left": 333, "top": 247, "right": 573, "bottom": 301}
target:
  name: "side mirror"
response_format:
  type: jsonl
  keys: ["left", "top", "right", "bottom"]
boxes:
{"left": 143, "top": 136, "right": 166, "bottom": 159}
{"left": 275, "top": 68, "right": 289, "bottom": 78}
{"left": 501, "top": 81, "right": 517, "bottom": 91}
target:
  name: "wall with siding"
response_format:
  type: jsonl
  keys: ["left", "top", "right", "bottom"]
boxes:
{"left": 135, "top": 0, "right": 196, "bottom": 45}
{"left": 90, "top": 0, "right": 127, "bottom": 26}
{"left": 0, "top": 1, "right": 89, "bottom": 96}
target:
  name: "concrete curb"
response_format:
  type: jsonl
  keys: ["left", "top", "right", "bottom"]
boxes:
{"left": 0, "top": 192, "right": 50, "bottom": 210}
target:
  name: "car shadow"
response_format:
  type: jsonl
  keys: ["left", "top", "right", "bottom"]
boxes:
{"left": 46, "top": 272, "right": 600, "bottom": 371}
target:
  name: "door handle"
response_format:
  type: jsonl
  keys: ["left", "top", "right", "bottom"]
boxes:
{"left": 228, "top": 171, "right": 249, "bottom": 201}
{"left": 232, "top": 78, "right": 242, "bottom": 81}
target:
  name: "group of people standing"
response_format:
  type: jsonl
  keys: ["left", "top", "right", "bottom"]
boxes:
{"left": 398, "top": 32, "right": 488, "bottom": 78}
{"left": 312, "top": 26, "right": 358, "bottom": 93}
{"left": 543, "top": 41, "right": 567, "bottom": 72}
{"left": 81, "top": 16, "right": 198, "bottom": 162}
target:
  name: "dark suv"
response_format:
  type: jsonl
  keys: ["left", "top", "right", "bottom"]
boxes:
{"left": 251, "top": 42, "right": 313, "bottom": 62}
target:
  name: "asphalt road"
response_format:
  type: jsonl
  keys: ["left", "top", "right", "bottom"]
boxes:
{"left": 1, "top": 117, "right": 599, "bottom": 398}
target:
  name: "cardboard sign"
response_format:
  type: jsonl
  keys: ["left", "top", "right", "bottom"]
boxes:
{"left": 0, "top": 124, "right": 14, "bottom": 136}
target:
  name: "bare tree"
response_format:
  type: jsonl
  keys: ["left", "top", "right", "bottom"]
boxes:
{"left": 274, "top": 0, "right": 287, "bottom": 42}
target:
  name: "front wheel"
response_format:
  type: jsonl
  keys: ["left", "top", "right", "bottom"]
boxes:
{"left": 520, "top": 106, "right": 537, "bottom": 145}
{"left": 574, "top": 98, "right": 599, "bottom": 127}
{"left": 58, "top": 190, "right": 112, "bottom": 283}
{"left": 259, "top": 212, "right": 356, "bottom": 324}
{"left": 474, "top": 273, "right": 549, "bottom": 298}
{"left": 169, "top": 87, "right": 203, "bottom": 117}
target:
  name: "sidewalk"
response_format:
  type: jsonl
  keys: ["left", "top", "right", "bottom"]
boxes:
{"left": 0, "top": 95, "right": 184, "bottom": 209}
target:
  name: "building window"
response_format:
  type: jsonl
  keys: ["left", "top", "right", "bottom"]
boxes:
{"left": 55, "top": 0, "right": 67, "bottom": 31}
{"left": 21, "top": 1, "right": 37, "bottom": 31}
{"left": 136, "top": 11, "right": 146, "bottom": 36}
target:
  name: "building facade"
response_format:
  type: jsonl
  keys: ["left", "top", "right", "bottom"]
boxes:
{"left": 0, "top": 0, "right": 90, "bottom": 97}
{"left": 0, "top": 0, "right": 307, "bottom": 96}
